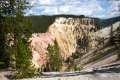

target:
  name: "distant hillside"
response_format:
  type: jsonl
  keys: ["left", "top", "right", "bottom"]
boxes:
{"left": 28, "top": 15, "right": 89, "bottom": 33}
{"left": 28, "top": 16, "right": 54, "bottom": 33}
{"left": 28, "top": 15, "right": 120, "bottom": 33}
{"left": 100, "top": 16, "right": 120, "bottom": 28}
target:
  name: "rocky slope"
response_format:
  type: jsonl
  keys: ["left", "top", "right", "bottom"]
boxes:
{"left": 29, "top": 32, "right": 55, "bottom": 68}
{"left": 30, "top": 16, "right": 120, "bottom": 70}
{"left": 49, "top": 17, "right": 97, "bottom": 60}
{"left": 75, "top": 21, "right": 120, "bottom": 69}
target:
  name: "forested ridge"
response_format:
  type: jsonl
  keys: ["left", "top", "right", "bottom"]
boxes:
{"left": 28, "top": 15, "right": 120, "bottom": 33}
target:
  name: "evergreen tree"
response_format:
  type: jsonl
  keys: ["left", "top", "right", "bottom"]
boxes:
{"left": 45, "top": 40, "right": 62, "bottom": 71}
{"left": 0, "top": 0, "right": 37, "bottom": 78}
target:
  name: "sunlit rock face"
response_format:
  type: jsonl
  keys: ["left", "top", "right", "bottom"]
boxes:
{"left": 29, "top": 17, "right": 98, "bottom": 68}
{"left": 29, "top": 32, "right": 55, "bottom": 68}
{"left": 75, "top": 21, "right": 120, "bottom": 69}
{"left": 49, "top": 17, "right": 97, "bottom": 60}
{"left": 30, "top": 17, "right": 120, "bottom": 69}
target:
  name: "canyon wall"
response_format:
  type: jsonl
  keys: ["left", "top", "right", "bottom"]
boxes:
{"left": 30, "top": 17, "right": 120, "bottom": 69}
{"left": 49, "top": 17, "right": 98, "bottom": 60}
{"left": 29, "top": 32, "right": 55, "bottom": 68}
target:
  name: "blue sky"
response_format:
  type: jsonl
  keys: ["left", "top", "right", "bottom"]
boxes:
{"left": 25, "top": 0, "right": 120, "bottom": 18}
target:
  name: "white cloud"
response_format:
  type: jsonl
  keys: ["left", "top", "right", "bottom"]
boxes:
{"left": 65, "top": 0, "right": 81, "bottom": 5}
{"left": 59, "top": 5, "right": 71, "bottom": 13}
{"left": 38, "top": 0, "right": 51, "bottom": 5}
{"left": 59, "top": 0, "right": 104, "bottom": 16}
{"left": 107, "top": 0, "right": 120, "bottom": 18}
{"left": 27, "top": 0, "right": 120, "bottom": 18}
{"left": 28, "top": 0, "right": 64, "bottom": 6}
{"left": 41, "top": 7, "right": 58, "bottom": 15}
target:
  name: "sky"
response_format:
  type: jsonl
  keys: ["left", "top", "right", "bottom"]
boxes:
{"left": 25, "top": 0, "right": 120, "bottom": 18}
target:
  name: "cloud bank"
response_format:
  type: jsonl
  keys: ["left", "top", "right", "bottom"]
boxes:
{"left": 26, "top": 0, "right": 120, "bottom": 18}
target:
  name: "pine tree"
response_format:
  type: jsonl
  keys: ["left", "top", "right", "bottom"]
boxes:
{"left": 0, "top": 0, "right": 37, "bottom": 78}
{"left": 45, "top": 40, "right": 62, "bottom": 71}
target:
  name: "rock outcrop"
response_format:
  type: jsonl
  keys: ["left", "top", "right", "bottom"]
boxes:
{"left": 75, "top": 21, "right": 120, "bottom": 69}
{"left": 49, "top": 17, "right": 97, "bottom": 60}
{"left": 49, "top": 17, "right": 120, "bottom": 69}
{"left": 29, "top": 32, "right": 55, "bottom": 68}
{"left": 30, "top": 17, "right": 120, "bottom": 69}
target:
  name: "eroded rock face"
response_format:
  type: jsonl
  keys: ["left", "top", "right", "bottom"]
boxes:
{"left": 29, "top": 32, "right": 55, "bottom": 68}
{"left": 30, "top": 17, "right": 98, "bottom": 68}
{"left": 30, "top": 17, "right": 120, "bottom": 69}
{"left": 49, "top": 18, "right": 76, "bottom": 60}
{"left": 49, "top": 17, "right": 97, "bottom": 60}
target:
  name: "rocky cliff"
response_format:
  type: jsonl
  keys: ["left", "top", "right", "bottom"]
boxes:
{"left": 30, "top": 16, "right": 120, "bottom": 70}
{"left": 49, "top": 17, "right": 98, "bottom": 60}
{"left": 29, "top": 32, "right": 55, "bottom": 68}
{"left": 75, "top": 21, "right": 120, "bottom": 69}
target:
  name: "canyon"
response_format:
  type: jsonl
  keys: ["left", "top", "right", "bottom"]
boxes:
{"left": 30, "top": 16, "right": 120, "bottom": 71}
